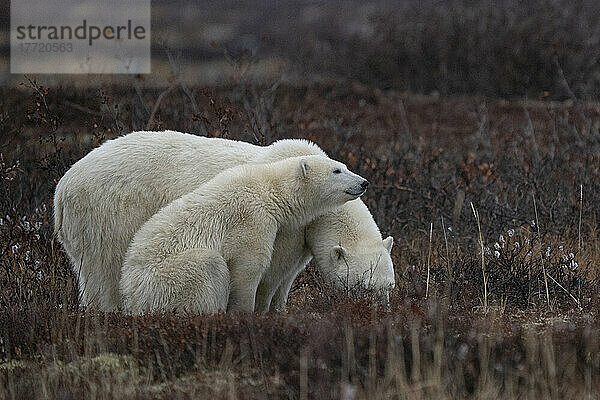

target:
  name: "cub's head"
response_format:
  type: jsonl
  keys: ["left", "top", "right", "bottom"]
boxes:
{"left": 319, "top": 236, "right": 395, "bottom": 295}
{"left": 296, "top": 155, "right": 368, "bottom": 207}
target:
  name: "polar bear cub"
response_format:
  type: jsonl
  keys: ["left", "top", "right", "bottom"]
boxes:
{"left": 120, "top": 155, "right": 368, "bottom": 314}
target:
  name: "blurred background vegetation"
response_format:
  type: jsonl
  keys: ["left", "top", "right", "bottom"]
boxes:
{"left": 2, "top": 1, "right": 600, "bottom": 398}
{"left": 1, "top": 0, "right": 599, "bottom": 100}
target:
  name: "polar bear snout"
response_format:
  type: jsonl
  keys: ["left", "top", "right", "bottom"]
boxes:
{"left": 345, "top": 178, "right": 369, "bottom": 197}
{"left": 360, "top": 179, "right": 369, "bottom": 193}
{"left": 338, "top": 166, "right": 369, "bottom": 198}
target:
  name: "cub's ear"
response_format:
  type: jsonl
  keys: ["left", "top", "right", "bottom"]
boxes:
{"left": 330, "top": 245, "right": 347, "bottom": 261}
{"left": 300, "top": 159, "right": 310, "bottom": 178}
{"left": 382, "top": 236, "right": 394, "bottom": 253}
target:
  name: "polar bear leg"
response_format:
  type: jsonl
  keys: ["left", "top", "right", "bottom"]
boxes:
{"left": 121, "top": 248, "right": 229, "bottom": 314}
{"left": 268, "top": 250, "right": 313, "bottom": 311}
{"left": 255, "top": 252, "right": 290, "bottom": 312}
{"left": 256, "top": 265, "right": 298, "bottom": 312}
{"left": 255, "top": 228, "right": 312, "bottom": 312}
{"left": 255, "top": 273, "right": 281, "bottom": 312}
{"left": 269, "top": 274, "right": 296, "bottom": 311}
{"left": 226, "top": 256, "right": 273, "bottom": 313}
{"left": 61, "top": 237, "right": 121, "bottom": 311}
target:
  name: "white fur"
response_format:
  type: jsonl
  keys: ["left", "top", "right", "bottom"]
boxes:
{"left": 120, "top": 155, "right": 366, "bottom": 313}
{"left": 256, "top": 198, "right": 395, "bottom": 311}
{"left": 54, "top": 131, "right": 395, "bottom": 311}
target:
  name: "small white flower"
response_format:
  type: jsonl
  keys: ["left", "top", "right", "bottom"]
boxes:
{"left": 0, "top": 217, "right": 3, "bottom": 226}
{"left": 499, "top": 235, "right": 505, "bottom": 243}
{"left": 570, "top": 260, "right": 578, "bottom": 270}
{"left": 507, "top": 229, "right": 515, "bottom": 237}
{"left": 494, "top": 242, "right": 501, "bottom": 250}
{"left": 569, "top": 253, "right": 574, "bottom": 259}
{"left": 24, "top": 250, "right": 30, "bottom": 261}
{"left": 11, "top": 244, "right": 19, "bottom": 254}
{"left": 494, "top": 250, "right": 500, "bottom": 258}
{"left": 448, "top": 226, "right": 453, "bottom": 232}
{"left": 559, "top": 245, "right": 564, "bottom": 252}
{"left": 530, "top": 220, "right": 536, "bottom": 227}
{"left": 545, "top": 247, "right": 551, "bottom": 257}
{"left": 23, "top": 221, "right": 30, "bottom": 231}
{"left": 514, "top": 242, "right": 520, "bottom": 248}
{"left": 526, "top": 250, "right": 532, "bottom": 257}
{"left": 525, "top": 239, "right": 530, "bottom": 245}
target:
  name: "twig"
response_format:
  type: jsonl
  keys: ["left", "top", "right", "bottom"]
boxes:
{"left": 471, "top": 202, "right": 488, "bottom": 313}
{"left": 533, "top": 193, "right": 541, "bottom": 237}
{"left": 541, "top": 264, "right": 552, "bottom": 310}
{"left": 533, "top": 193, "right": 551, "bottom": 309}
{"left": 146, "top": 82, "right": 179, "bottom": 130}
{"left": 546, "top": 273, "right": 582, "bottom": 310}
{"left": 553, "top": 54, "right": 590, "bottom": 135}
{"left": 24, "top": 76, "right": 51, "bottom": 117}
{"left": 64, "top": 100, "right": 104, "bottom": 117}
{"left": 441, "top": 215, "right": 451, "bottom": 280}
{"left": 381, "top": 184, "right": 433, "bottom": 201}
{"left": 162, "top": 43, "right": 209, "bottom": 135}
{"left": 300, "top": 349, "right": 308, "bottom": 400}
{"left": 130, "top": 76, "right": 151, "bottom": 117}
{"left": 579, "top": 184, "right": 583, "bottom": 251}
{"left": 523, "top": 106, "right": 540, "bottom": 165}
{"left": 425, "top": 222, "right": 433, "bottom": 299}
{"left": 398, "top": 100, "right": 411, "bottom": 136}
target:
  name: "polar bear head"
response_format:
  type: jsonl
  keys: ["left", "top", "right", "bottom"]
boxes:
{"left": 306, "top": 199, "right": 396, "bottom": 298}
{"left": 262, "top": 155, "right": 368, "bottom": 228}
{"left": 293, "top": 155, "right": 369, "bottom": 209}
{"left": 326, "top": 236, "right": 395, "bottom": 293}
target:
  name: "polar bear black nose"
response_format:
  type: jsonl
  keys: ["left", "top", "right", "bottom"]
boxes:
{"left": 361, "top": 180, "right": 369, "bottom": 190}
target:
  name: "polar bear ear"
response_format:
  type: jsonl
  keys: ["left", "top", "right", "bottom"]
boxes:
{"left": 383, "top": 236, "right": 394, "bottom": 253}
{"left": 300, "top": 159, "right": 310, "bottom": 178}
{"left": 331, "top": 245, "right": 347, "bottom": 261}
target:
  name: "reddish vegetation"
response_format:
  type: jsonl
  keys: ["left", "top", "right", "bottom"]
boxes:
{"left": 1, "top": 81, "right": 600, "bottom": 398}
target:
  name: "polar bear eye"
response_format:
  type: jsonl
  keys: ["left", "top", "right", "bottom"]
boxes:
{"left": 333, "top": 168, "right": 342, "bottom": 174}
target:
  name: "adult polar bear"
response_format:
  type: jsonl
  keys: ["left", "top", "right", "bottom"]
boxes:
{"left": 121, "top": 155, "right": 368, "bottom": 313}
{"left": 54, "top": 131, "right": 395, "bottom": 312}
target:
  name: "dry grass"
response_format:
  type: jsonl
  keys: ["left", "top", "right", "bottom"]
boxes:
{"left": 1, "top": 77, "right": 600, "bottom": 399}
